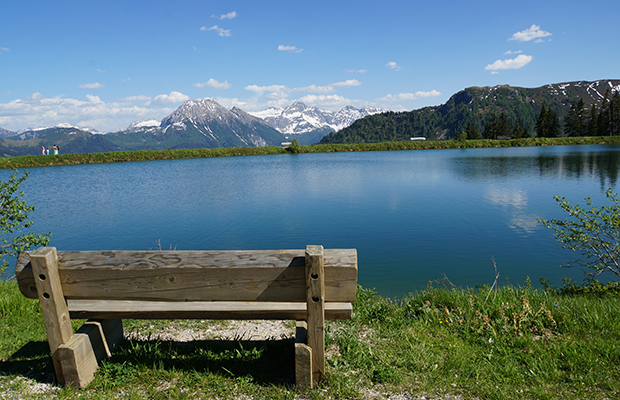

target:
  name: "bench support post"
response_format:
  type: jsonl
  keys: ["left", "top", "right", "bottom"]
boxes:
{"left": 295, "top": 321, "right": 313, "bottom": 388}
{"left": 30, "top": 247, "right": 74, "bottom": 384}
{"left": 57, "top": 319, "right": 124, "bottom": 388}
{"left": 305, "top": 245, "right": 325, "bottom": 385}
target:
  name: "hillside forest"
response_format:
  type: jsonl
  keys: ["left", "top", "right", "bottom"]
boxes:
{"left": 320, "top": 81, "right": 620, "bottom": 144}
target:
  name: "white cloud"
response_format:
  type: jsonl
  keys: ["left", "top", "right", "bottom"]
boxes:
{"left": 278, "top": 45, "right": 303, "bottom": 53}
{"left": 485, "top": 54, "right": 533, "bottom": 71}
{"left": 201, "top": 25, "right": 231, "bottom": 37}
{"left": 376, "top": 90, "right": 441, "bottom": 102}
{"left": 149, "top": 91, "right": 190, "bottom": 106}
{"left": 218, "top": 11, "right": 237, "bottom": 20}
{"left": 86, "top": 94, "right": 103, "bottom": 104}
{"left": 0, "top": 47, "right": 10, "bottom": 53}
{"left": 386, "top": 61, "right": 401, "bottom": 71}
{"left": 96, "top": 68, "right": 106, "bottom": 73}
{"left": 246, "top": 80, "right": 361, "bottom": 98}
{"left": 193, "top": 78, "right": 231, "bottom": 89}
{"left": 504, "top": 50, "right": 523, "bottom": 55}
{"left": 245, "top": 84, "right": 288, "bottom": 93}
{"left": 297, "top": 94, "right": 352, "bottom": 108}
{"left": 296, "top": 84, "right": 333, "bottom": 94}
{"left": 79, "top": 82, "right": 105, "bottom": 89}
{"left": 0, "top": 93, "right": 177, "bottom": 132}
{"left": 117, "top": 95, "right": 152, "bottom": 103}
{"left": 331, "top": 79, "right": 361, "bottom": 88}
{"left": 345, "top": 69, "right": 367, "bottom": 74}
{"left": 509, "top": 24, "right": 552, "bottom": 42}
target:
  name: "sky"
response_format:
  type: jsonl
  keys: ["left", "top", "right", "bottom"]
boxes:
{"left": 1, "top": 0, "right": 619, "bottom": 133}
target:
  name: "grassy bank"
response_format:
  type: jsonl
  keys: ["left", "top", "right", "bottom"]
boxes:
{"left": 1, "top": 279, "right": 619, "bottom": 399}
{"left": 1, "top": 136, "right": 619, "bottom": 169}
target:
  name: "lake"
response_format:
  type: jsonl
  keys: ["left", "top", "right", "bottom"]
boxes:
{"left": 3, "top": 144, "right": 620, "bottom": 298}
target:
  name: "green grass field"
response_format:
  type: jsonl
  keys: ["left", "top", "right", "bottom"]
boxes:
{"left": 1, "top": 279, "right": 619, "bottom": 399}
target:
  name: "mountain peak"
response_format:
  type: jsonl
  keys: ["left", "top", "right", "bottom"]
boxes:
{"left": 248, "top": 103, "right": 387, "bottom": 135}
{"left": 161, "top": 98, "right": 230, "bottom": 129}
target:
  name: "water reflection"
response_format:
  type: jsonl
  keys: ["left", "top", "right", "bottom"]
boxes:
{"left": 452, "top": 145, "right": 620, "bottom": 189}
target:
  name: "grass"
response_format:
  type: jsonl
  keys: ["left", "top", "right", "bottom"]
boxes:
{"left": 2, "top": 136, "right": 620, "bottom": 169}
{"left": 1, "top": 278, "right": 619, "bottom": 399}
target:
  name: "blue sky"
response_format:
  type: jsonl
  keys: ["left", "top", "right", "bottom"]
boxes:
{"left": 1, "top": 0, "right": 619, "bottom": 132}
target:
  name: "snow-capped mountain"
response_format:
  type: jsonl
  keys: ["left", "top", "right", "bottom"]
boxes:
{"left": 0, "top": 127, "right": 15, "bottom": 138}
{"left": 156, "top": 98, "right": 284, "bottom": 148}
{"left": 125, "top": 119, "right": 160, "bottom": 132}
{"left": 16, "top": 123, "right": 100, "bottom": 136}
{"left": 249, "top": 102, "right": 388, "bottom": 135}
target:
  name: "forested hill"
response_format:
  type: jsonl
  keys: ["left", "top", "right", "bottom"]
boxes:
{"left": 319, "top": 80, "right": 620, "bottom": 144}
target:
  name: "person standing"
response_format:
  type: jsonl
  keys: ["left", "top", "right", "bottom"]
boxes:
{"left": 53, "top": 144, "right": 59, "bottom": 155}
{"left": 41, "top": 145, "right": 46, "bottom": 155}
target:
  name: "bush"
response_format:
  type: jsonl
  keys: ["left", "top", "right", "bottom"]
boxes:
{"left": 539, "top": 188, "right": 620, "bottom": 280}
{"left": 0, "top": 169, "right": 50, "bottom": 273}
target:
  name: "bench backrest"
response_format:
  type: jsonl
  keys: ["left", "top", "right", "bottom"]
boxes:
{"left": 16, "top": 248, "right": 358, "bottom": 303}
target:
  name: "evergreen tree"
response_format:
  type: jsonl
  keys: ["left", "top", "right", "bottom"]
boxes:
{"left": 496, "top": 112, "right": 511, "bottom": 138}
{"left": 597, "top": 89, "right": 611, "bottom": 136}
{"left": 465, "top": 121, "right": 480, "bottom": 140}
{"left": 564, "top": 98, "right": 586, "bottom": 137}
{"left": 587, "top": 105, "right": 599, "bottom": 136}
{"left": 536, "top": 104, "right": 560, "bottom": 138}
{"left": 512, "top": 120, "right": 527, "bottom": 138}
{"left": 611, "top": 91, "right": 620, "bottom": 136}
{"left": 483, "top": 113, "right": 497, "bottom": 139}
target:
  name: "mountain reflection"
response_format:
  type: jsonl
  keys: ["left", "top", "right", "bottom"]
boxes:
{"left": 452, "top": 146, "right": 620, "bottom": 189}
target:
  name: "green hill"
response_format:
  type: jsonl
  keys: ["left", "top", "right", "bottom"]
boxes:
{"left": 320, "top": 80, "right": 620, "bottom": 144}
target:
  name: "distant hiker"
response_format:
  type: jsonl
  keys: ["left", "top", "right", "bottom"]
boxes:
{"left": 53, "top": 144, "right": 59, "bottom": 155}
{"left": 41, "top": 145, "right": 46, "bottom": 155}
{"left": 46, "top": 147, "right": 50, "bottom": 155}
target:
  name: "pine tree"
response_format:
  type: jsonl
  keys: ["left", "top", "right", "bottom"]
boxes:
{"left": 512, "top": 120, "right": 527, "bottom": 138}
{"left": 611, "top": 91, "right": 620, "bottom": 136}
{"left": 564, "top": 99, "right": 586, "bottom": 137}
{"left": 483, "top": 113, "right": 497, "bottom": 139}
{"left": 465, "top": 121, "right": 480, "bottom": 140}
{"left": 536, "top": 104, "right": 560, "bottom": 138}
{"left": 587, "top": 105, "right": 599, "bottom": 136}
{"left": 496, "top": 112, "right": 511, "bottom": 138}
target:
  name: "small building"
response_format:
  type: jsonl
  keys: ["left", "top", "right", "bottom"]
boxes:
{"left": 281, "top": 142, "right": 292, "bottom": 148}
{"left": 410, "top": 137, "right": 426, "bottom": 141}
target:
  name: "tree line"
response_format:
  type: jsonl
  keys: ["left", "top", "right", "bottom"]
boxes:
{"left": 460, "top": 89, "right": 620, "bottom": 140}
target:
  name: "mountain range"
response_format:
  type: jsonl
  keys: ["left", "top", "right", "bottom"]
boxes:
{"left": 0, "top": 99, "right": 383, "bottom": 156}
{"left": 320, "top": 79, "right": 620, "bottom": 144}
{"left": 1, "top": 80, "right": 619, "bottom": 156}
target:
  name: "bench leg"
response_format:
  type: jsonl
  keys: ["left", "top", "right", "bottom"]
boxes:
{"left": 30, "top": 247, "right": 73, "bottom": 384}
{"left": 57, "top": 319, "right": 124, "bottom": 388}
{"left": 306, "top": 246, "right": 325, "bottom": 384}
{"left": 295, "top": 321, "right": 313, "bottom": 388}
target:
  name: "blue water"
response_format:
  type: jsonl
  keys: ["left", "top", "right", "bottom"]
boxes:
{"left": 3, "top": 145, "right": 620, "bottom": 297}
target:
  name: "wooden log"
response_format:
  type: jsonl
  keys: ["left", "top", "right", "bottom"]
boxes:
{"left": 67, "top": 300, "right": 352, "bottom": 320}
{"left": 295, "top": 321, "right": 312, "bottom": 388}
{"left": 56, "top": 319, "right": 123, "bottom": 388}
{"left": 30, "top": 247, "right": 74, "bottom": 384}
{"left": 305, "top": 245, "right": 325, "bottom": 383}
{"left": 16, "top": 249, "right": 358, "bottom": 303}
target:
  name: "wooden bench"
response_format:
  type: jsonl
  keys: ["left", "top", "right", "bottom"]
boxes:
{"left": 15, "top": 245, "right": 357, "bottom": 389}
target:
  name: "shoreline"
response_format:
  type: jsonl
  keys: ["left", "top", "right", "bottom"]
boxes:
{"left": 1, "top": 136, "right": 619, "bottom": 170}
